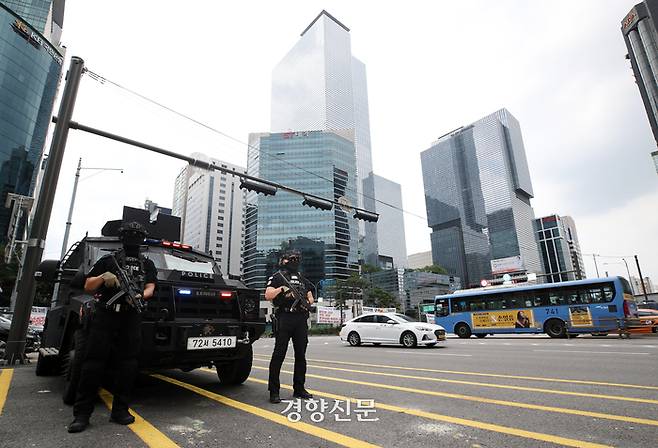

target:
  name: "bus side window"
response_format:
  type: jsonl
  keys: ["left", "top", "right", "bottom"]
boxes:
{"left": 565, "top": 288, "right": 579, "bottom": 304}
{"left": 602, "top": 285, "right": 614, "bottom": 302}
{"left": 579, "top": 288, "right": 592, "bottom": 304}
{"left": 436, "top": 299, "right": 450, "bottom": 316}
{"left": 534, "top": 292, "right": 549, "bottom": 307}
{"left": 589, "top": 287, "right": 603, "bottom": 303}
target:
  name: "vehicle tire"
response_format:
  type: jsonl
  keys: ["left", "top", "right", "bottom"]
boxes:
{"left": 454, "top": 323, "right": 472, "bottom": 339}
{"left": 544, "top": 319, "right": 567, "bottom": 338}
{"left": 401, "top": 331, "right": 417, "bottom": 348}
{"left": 216, "top": 344, "right": 253, "bottom": 385}
{"left": 347, "top": 332, "right": 361, "bottom": 347}
{"left": 63, "top": 330, "right": 87, "bottom": 405}
{"left": 35, "top": 351, "right": 61, "bottom": 376}
{"left": 475, "top": 333, "right": 486, "bottom": 339}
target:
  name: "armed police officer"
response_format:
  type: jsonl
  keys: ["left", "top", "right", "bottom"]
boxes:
{"left": 266, "top": 250, "right": 314, "bottom": 403}
{"left": 68, "top": 222, "right": 157, "bottom": 433}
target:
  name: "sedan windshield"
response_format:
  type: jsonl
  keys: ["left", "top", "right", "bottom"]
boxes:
{"left": 394, "top": 314, "right": 417, "bottom": 323}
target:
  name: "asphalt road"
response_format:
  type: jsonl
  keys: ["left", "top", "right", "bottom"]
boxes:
{"left": 1, "top": 334, "right": 657, "bottom": 448}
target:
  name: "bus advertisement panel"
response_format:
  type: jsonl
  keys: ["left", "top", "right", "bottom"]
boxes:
{"left": 433, "top": 277, "right": 637, "bottom": 338}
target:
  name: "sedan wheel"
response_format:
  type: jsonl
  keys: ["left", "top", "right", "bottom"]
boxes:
{"left": 401, "top": 332, "right": 417, "bottom": 348}
{"left": 348, "top": 331, "right": 361, "bottom": 346}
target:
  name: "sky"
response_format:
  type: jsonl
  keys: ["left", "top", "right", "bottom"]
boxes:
{"left": 40, "top": 0, "right": 657, "bottom": 284}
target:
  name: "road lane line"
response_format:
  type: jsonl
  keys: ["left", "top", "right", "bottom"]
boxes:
{"left": 0, "top": 368, "right": 13, "bottom": 415}
{"left": 152, "top": 374, "right": 379, "bottom": 448}
{"left": 534, "top": 350, "right": 650, "bottom": 355}
{"left": 249, "top": 361, "right": 658, "bottom": 428}
{"left": 98, "top": 388, "right": 179, "bottom": 448}
{"left": 252, "top": 357, "right": 658, "bottom": 405}
{"left": 253, "top": 353, "right": 658, "bottom": 391}
{"left": 242, "top": 374, "right": 611, "bottom": 448}
{"left": 383, "top": 350, "right": 472, "bottom": 357}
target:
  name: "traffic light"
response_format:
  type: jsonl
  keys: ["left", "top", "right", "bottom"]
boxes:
{"left": 239, "top": 178, "right": 277, "bottom": 196}
{"left": 353, "top": 209, "right": 379, "bottom": 222}
{"left": 302, "top": 195, "right": 333, "bottom": 211}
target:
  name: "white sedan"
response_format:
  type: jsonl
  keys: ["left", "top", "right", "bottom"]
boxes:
{"left": 339, "top": 313, "right": 446, "bottom": 348}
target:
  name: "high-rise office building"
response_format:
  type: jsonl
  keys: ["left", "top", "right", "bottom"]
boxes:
{"left": 2, "top": 0, "right": 65, "bottom": 45}
{"left": 407, "top": 251, "right": 433, "bottom": 269}
{"left": 622, "top": 1, "right": 658, "bottom": 150}
{"left": 421, "top": 109, "right": 542, "bottom": 288}
{"left": 243, "top": 130, "right": 359, "bottom": 314}
{"left": 370, "top": 174, "right": 407, "bottom": 269}
{"left": 535, "top": 214, "right": 586, "bottom": 283}
{"left": 0, "top": 2, "right": 63, "bottom": 250}
{"left": 270, "top": 10, "right": 378, "bottom": 265}
{"left": 172, "top": 153, "right": 246, "bottom": 277}
{"left": 630, "top": 275, "right": 655, "bottom": 295}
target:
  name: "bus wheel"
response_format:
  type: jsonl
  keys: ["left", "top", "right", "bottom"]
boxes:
{"left": 545, "top": 319, "right": 566, "bottom": 338}
{"left": 475, "top": 333, "right": 486, "bottom": 338}
{"left": 455, "top": 323, "right": 472, "bottom": 339}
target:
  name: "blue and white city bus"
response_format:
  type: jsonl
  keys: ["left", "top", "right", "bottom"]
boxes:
{"left": 433, "top": 277, "right": 638, "bottom": 338}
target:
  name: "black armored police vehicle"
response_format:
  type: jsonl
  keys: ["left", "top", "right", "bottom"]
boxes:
{"left": 35, "top": 209, "right": 265, "bottom": 403}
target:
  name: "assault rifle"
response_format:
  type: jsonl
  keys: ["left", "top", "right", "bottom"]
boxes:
{"left": 105, "top": 255, "right": 147, "bottom": 313}
{"left": 276, "top": 271, "right": 311, "bottom": 313}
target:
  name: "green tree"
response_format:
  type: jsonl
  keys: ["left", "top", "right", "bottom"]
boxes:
{"left": 365, "top": 287, "right": 399, "bottom": 309}
{"left": 417, "top": 264, "right": 448, "bottom": 275}
{"left": 361, "top": 264, "right": 381, "bottom": 274}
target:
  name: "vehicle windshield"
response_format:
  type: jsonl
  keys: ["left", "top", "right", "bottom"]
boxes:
{"left": 394, "top": 314, "right": 417, "bottom": 323}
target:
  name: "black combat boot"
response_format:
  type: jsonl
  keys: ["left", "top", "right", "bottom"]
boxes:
{"left": 269, "top": 392, "right": 281, "bottom": 404}
{"left": 67, "top": 416, "right": 90, "bottom": 433}
{"left": 110, "top": 409, "right": 135, "bottom": 425}
{"left": 293, "top": 389, "right": 313, "bottom": 399}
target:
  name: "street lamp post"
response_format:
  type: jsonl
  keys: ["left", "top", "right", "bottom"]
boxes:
{"left": 603, "top": 261, "right": 631, "bottom": 281}
{"left": 60, "top": 158, "right": 123, "bottom": 258}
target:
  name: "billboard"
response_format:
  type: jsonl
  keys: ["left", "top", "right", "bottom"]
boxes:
{"left": 471, "top": 309, "right": 535, "bottom": 329}
{"left": 316, "top": 306, "right": 352, "bottom": 325}
{"left": 491, "top": 255, "right": 524, "bottom": 275}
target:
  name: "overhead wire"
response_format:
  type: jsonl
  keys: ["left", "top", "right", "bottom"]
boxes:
{"left": 82, "top": 68, "right": 427, "bottom": 222}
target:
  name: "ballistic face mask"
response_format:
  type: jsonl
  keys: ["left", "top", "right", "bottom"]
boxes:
{"left": 281, "top": 252, "right": 301, "bottom": 272}
{"left": 118, "top": 222, "right": 147, "bottom": 257}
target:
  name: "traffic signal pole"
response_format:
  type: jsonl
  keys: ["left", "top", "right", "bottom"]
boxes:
{"left": 4, "top": 57, "right": 84, "bottom": 364}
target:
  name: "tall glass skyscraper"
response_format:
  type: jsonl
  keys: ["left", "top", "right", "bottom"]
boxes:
{"left": 0, "top": 2, "right": 63, "bottom": 248}
{"left": 270, "top": 10, "right": 378, "bottom": 264}
{"left": 421, "top": 109, "right": 542, "bottom": 288}
{"left": 2, "top": 0, "right": 65, "bottom": 45}
{"left": 371, "top": 174, "right": 407, "bottom": 269}
{"left": 243, "top": 130, "right": 359, "bottom": 306}
{"left": 622, "top": 1, "right": 658, "bottom": 149}
{"left": 535, "top": 214, "right": 586, "bottom": 283}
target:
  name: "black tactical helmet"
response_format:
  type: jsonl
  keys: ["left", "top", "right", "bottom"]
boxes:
{"left": 118, "top": 221, "right": 147, "bottom": 243}
{"left": 279, "top": 249, "right": 301, "bottom": 267}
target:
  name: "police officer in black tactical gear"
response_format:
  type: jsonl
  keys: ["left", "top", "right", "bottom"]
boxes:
{"left": 68, "top": 222, "right": 157, "bottom": 433}
{"left": 265, "top": 250, "right": 314, "bottom": 404}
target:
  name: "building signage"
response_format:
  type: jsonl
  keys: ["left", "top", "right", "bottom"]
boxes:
{"left": 11, "top": 18, "right": 63, "bottom": 65}
{"left": 622, "top": 10, "right": 638, "bottom": 32}
{"left": 490, "top": 255, "right": 524, "bottom": 275}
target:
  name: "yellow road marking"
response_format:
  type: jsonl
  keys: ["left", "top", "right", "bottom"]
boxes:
{"left": 254, "top": 353, "right": 658, "bottom": 391}
{"left": 249, "top": 361, "right": 658, "bottom": 428}
{"left": 0, "top": 369, "right": 13, "bottom": 415}
{"left": 98, "top": 388, "right": 179, "bottom": 448}
{"left": 151, "top": 374, "right": 379, "bottom": 448}
{"left": 240, "top": 374, "right": 611, "bottom": 448}
{"left": 253, "top": 355, "right": 658, "bottom": 405}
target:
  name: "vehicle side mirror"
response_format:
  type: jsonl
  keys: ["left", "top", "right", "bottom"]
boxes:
{"left": 386, "top": 319, "right": 398, "bottom": 325}
{"left": 35, "top": 259, "right": 61, "bottom": 283}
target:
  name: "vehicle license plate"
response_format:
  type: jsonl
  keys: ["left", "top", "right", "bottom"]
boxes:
{"left": 187, "top": 336, "right": 236, "bottom": 350}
